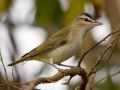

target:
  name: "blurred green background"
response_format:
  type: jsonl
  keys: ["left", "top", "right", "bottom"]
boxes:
{"left": 0, "top": 0, "right": 120, "bottom": 90}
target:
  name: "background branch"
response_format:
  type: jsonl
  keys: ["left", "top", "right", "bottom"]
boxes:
{"left": 1, "top": 27, "right": 120, "bottom": 90}
{"left": 0, "top": 51, "right": 10, "bottom": 90}
{"left": 93, "top": 70, "right": 120, "bottom": 88}
{"left": 77, "top": 29, "right": 120, "bottom": 67}
{"left": 88, "top": 28, "right": 120, "bottom": 77}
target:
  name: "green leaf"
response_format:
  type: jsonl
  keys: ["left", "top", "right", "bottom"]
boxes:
{"left": 97, "top": 78, "right": 117, "bottom": 90}
{"left": 63, "top": 0, "right": 88, "bottom": 25}
{"left": 0, "top": 0, "right": 12, "bottom": 12}
{"left": 35, "top": 0, "right": 63, "bottom": 26}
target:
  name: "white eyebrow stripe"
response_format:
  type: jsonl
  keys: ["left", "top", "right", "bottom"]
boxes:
{"left": 80, "top": 13, "right": 93, "bottom": 19}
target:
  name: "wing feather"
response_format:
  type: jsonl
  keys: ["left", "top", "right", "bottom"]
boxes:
{"left": 21, "top": 27, "right": 70, "bottom": 59}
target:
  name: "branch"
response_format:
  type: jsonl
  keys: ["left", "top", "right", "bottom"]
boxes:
{"left": 77, "top": 29, "right": 120, "bottom": 67}
{"left": 23, "top": 67, "right": 87, "bottom": 90}
{"left": 88, "top": 28, "right": 120, "bottom": 77}
{"left": 0, "top": 51, "right": 10, "bottom": 90}
{"left": 93, "top": 70, "right": 120, "bottom": 88}
{"left": 0, "top": 79, "right": 22, "bottom": 90}
{"left": 12, "top": 69, "right": 16, "bottom": 82}
{"left": 2, "top": 26, "right": 120, "bottom": 90}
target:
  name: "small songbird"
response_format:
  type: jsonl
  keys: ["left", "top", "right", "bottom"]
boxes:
{"left": 8, "top": 13, "right": 102, "bottom": 70}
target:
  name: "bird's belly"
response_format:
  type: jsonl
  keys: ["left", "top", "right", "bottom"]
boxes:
{"left": 48, "top": 44, "right": 79, "bottom": 64}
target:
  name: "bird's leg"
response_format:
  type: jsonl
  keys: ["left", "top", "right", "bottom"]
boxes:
{"left": 49, "top": 63, "right": 63, "bottom": 71}
{"left": 49, "top": 59, "right": 66, "bottom": 75}
{"left": 58, "top": 64, "right": 81, "bottom": 74}
{"left": 49, "top": 63, "right": 66, "bottom": 75}
{"left": 58, "top": 63, "right": 74, "bottom": 67}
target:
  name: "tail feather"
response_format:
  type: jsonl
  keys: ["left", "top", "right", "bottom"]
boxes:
{"left": 7, "top": 58, "right": 26, "bottom": 66}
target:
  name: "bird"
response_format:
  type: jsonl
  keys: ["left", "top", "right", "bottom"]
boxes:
{"left": 8, "top": 13, "right": 102, "bottom": 71}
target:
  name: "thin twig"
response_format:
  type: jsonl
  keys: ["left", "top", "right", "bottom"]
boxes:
{"left": 88, "top": 35, "right": 116, "bottom": 77}
{"left": 88, "top": 69, "right": 97, "bottom": 90}
{"left": 93, "top": 70, "right": 120, "bottom": 88}
{"left": 0, "top": 51, "right": 10, "bottom": 90}
{"left": 95, "top": 32, "right": 120, "bottom": 70}
{"left": 90, "top": 70, "right": 96, "bottom": 84}
{"left": 77, "top": 29, "right": 120, "bottom": 67}
{"left": 89, "top": 30, "right": 120, "bottom": 76}
{"left": 12, "top": 69, "right": 16, "bottom": 82}
{"left": 62, "top": 75, "right": 74, "bottom": 85}
{"left": 0, "top": 78, "right": 28, "bottom": 85}
{"left": 0, "top": 79, "right": 23, "bottom": 90}
{"left": 0, "top": 82, "right": 6, "bottom": 85}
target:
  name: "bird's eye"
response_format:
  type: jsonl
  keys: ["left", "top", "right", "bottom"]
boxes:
{"left": 84, "top": 18, "right": 89, "bottom": 22}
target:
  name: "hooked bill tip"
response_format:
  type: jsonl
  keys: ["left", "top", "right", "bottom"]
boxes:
{"left": 95, "top": 22, "right": 103, "bottom": 26}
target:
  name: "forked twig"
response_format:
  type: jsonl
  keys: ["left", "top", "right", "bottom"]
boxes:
{"left": 0, "top": 79, "right": 23, "bottom": 90}
{"left": 62, "top": 75, "right": 74, "bottom": 85}
{"left": 88, "top": 29, "right": 120, "bottom": 77}
{"left": 77, "top": 29, "right": 120, "bottom": 67}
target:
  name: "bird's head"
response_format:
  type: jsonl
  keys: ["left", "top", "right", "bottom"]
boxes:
{"left": 72, "top": 13, "right": 102, "bottom": 30}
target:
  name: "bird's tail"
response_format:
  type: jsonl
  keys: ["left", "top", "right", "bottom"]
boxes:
{"left": 7, "top": 58, "right": 27, "bottom": 66}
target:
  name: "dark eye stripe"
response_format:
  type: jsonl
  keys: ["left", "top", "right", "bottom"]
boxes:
{"left": 83, "top": 18, "right": 92, "bottom": 22}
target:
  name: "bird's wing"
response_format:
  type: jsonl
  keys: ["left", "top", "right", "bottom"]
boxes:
{"left": 21, "top": 27, "right": 70, "bottom": 59}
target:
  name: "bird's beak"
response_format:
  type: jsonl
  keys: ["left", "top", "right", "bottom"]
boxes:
{"left": 94, "top": 21, "right": 103, "bottom": 26}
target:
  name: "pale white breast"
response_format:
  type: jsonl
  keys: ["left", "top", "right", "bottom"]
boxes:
{"left": 47, "top": 29, "right": 87, "bottom": 64}
{"left": 48, "top": 43, "right": 79, "bottom": 64}
{"left": 39, "top": 28, "right": 88, "bottom": 64}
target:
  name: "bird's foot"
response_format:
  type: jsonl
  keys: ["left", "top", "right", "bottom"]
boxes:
{"left": 57, "top": 68, "right": 66, "bottom": 76}
{"left": 71, "top": 66, "right": 81, "bottom": 74}
{"left": 49, "top": 63, "right": 66, "bottom": 76}
{"left": 58, "top": 64, "right": 81, "bottom": 74}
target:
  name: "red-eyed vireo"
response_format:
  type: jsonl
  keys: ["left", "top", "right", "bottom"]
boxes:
{"left": 8, "top": 13, "right": 102, "bottom": 71}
